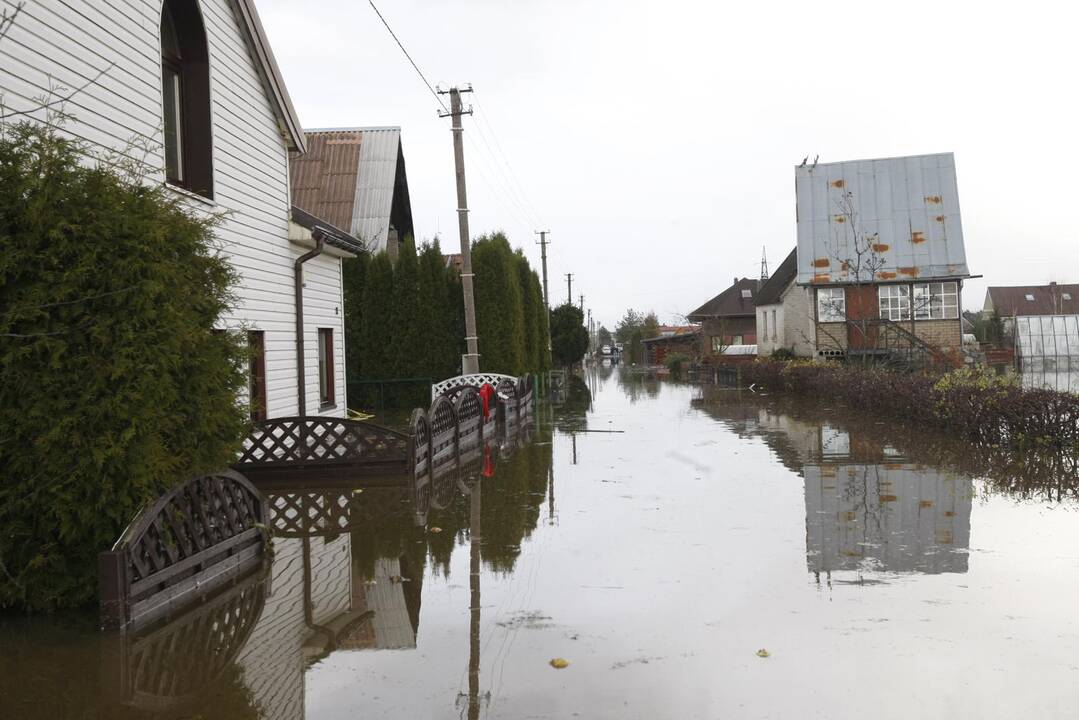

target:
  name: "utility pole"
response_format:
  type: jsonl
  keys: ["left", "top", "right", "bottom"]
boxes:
{"left": 535, "top": 230, "right": 553, "bottom": 368}
{"left": 439, "top": 85, "right": 480, "bottom": 375}
{"left": 579, "top": 293, "right": 584, "bottom": 312}
{"left": 565, "top": 273, "right": 573, "bottom": 304}
{"left": 534, "top": 231, "right": 551, "bottom": 310}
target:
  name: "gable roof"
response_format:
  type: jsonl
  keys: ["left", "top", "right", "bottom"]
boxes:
{"left": 756, "top": 248, "right": 798, "bottom": 306}
{"left": 794, "top": 153, "right": 969, "bottom": 285}
{"left": 289, "top": 127, "right": 413, "bottom": 252}
{"left": 230, "top": 0, "right": 306, "bottom": 152}
{"left": 687, "top": 278, "right": 760, "bottom": 321}
{"left": 985, "top": 283, "right": 1079, "bottom": 317}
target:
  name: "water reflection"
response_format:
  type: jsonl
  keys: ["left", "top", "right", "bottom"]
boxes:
{"left": 693, "top": 385, "right": 974, "bottom": 579}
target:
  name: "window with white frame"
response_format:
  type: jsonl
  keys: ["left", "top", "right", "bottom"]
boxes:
{"left": 817, "top": 288, "right": 845, "bottom": 322}
{"left": 771, "top": 309, "right": 777, "bottom": 340}
{"left": 913, "top": 281, "right": 959, "bottom": 320}
{"left": 762, "top": 312, "right": 768, "bottom": 339}
{"left": 878, "top": 285, "right": 910, "bottom": 321}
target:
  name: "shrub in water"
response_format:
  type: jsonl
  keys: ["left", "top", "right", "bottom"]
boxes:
{"left": 0, "top": 123, "right": 248, "bottom": 611}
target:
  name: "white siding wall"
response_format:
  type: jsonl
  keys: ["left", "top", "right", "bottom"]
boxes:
{"left": 755, "top": 285, "right": 816, "bottom": 357}
{"left": 0, "top": 0, "right": 345, "bottom": 418}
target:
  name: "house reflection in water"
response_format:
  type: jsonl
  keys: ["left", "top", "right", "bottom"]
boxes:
{"left": 235, "top": 485, "right": 424, "bottom": 720}
{"left": 693, "top": 386, "right": 973, "bottom": 579}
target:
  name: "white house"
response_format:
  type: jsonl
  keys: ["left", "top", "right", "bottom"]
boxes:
{"left": 0, "top": 0, "right": 357, "bottom": 419}
{"left": 754, "top": 247, "right": 816, "bottom": 357}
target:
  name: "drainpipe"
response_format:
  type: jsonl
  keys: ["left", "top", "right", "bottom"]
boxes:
{"left": 295, "top": 230, "right": 327, "bottom": 417}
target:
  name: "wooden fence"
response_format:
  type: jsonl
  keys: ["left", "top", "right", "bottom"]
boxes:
{"left": 99, "top": 470, "right": 269, "bottom": 630}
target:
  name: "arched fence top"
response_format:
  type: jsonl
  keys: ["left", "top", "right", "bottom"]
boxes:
{"left": 454, "top": 386, "right": 484, "bottom": 450}
{"left": 101, "top": 469, "right": 269, "bottom": 630}
{"left": 429, "top": 395, "right": 459, "bottom": 466}
{"left": 409, "top": 407, "right": 430, "bottom": 475}
{"left": 432, "top": 373, "right": 519, "bottom": 401}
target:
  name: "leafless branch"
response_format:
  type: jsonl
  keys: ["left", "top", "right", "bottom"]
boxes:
{"left": 0, "top": 62, "right": 115, "bottom": 122}
{"left": 0, "top": 2, "right": 25, "bottom": 44}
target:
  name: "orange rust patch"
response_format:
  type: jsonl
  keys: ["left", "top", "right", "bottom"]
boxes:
{"left": 841, "top": 511, "right": 857, "bottom": 521}
{"left": 877, "top": 271, "right": 897, "bottom": 280}
{"left": 925, "top": 195, "right": 942, "bottom": 204}
{"left": 812, "top": 258, "right": 830, "bottom": 268}
{"left": 840, "top": 261, "right": 850, "bottom": 271}
{"left": 811, "top": 273, "right": 831, "bottom": 283}
{"left": 871, "top": 243, "right": 890, "bottom": 253}
{"left": 833, "top": 215, "right": 846, "bottom": 223}
{"left": 879, "top": 494, "right": 898, "bottom": 503}
{"left": 898, "top": 266, "right": 920, "bottom": 277}
{"left": 830, "top": 179, "right": 845, "bottom": 188}
{"left": 935, "top": 215, "right": 945, "bottom": 223}
{"left": 944, "top": 511, "right": 955, "bottom": 517}
{"left": 919, "top": 500, "right": 934, "bottom": 508}
{"left": 911, "top": 231, "right": 926, "bottom": 243}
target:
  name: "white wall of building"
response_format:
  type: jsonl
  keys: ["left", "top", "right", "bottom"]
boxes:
{"left": 0, "top": 0, "right": 347, "bottom": 418}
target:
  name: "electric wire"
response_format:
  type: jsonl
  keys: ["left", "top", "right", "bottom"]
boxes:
{"left": 367, "top": 0, "right": 448, "bottom": 113}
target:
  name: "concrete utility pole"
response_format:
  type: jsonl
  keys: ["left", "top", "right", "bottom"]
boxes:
{"left": 579, "top": 293, "right": 584, "bottom": 312}
{"left": 439, "top": 85, "right": 480, "bottom": 374}
{"left": 534, "top": 231, "right": 551, "bottom": 310}
{"left": 565, "top": 273, "right": 573, "bottom": 304}
{"left": 535, "top": 230, "right": 553, "bottom": 368}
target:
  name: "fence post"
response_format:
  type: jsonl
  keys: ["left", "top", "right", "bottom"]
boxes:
{"left": 99, "top": 549, "right": 129, "bottom": 630}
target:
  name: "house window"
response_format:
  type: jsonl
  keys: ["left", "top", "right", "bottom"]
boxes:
{"left": 160, "top": 0, "right": 213, "bottom": 197}
{"left": 730, "top": 335, "right": 744, "bottom": 346}
{"left": 913, "top": 282, "right": 959, "bottom": 320}
{"left": 248, "top": 331, "right": 267, "bottom": 421}
{"left": 741, "top": 289, "right": 752, "bottom": 299}
{"left": 318, "top": 328, "right": 335, "bottom": 407}
{"left": 762, "top": 312, "right": 768, "bottom": 339}
{"left": 1025, "top": 294, "right": 1035, "bottom": 301}
{"left": 1064, "top": 293, "right": 1073, "bottom": 301}
{"left": 771, "top": 310, "right": 777, "bottom": 340}
{"left": 817, "top": 288, "right": 846, "bottom": 322}
{"left": 879, "top": 285, "right": 910, "bottom": 321}
{"left": 711, "top": 336, "right": 723, "bottom": 353}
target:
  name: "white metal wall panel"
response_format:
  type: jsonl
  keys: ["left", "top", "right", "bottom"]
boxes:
{"left": 795, "top": 153, "right": 969, "bottom": 285}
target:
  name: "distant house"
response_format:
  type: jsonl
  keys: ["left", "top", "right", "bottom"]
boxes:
{"left": 642, "top": 328, "right": 700, "bottom": 365}
{"left": 688, "top": 278, "right": 760, "bottom": 357}
{"left": 290, "top": 127, "right": 415, "bottom": 256}
{"left": 753, "top": 248, "right": 816, "bottom": 357}
{"left": 795, "top": 153, "right": 971, "bottom": 363}
{"left": 985, "top": 283, "right": 1079, "bottom": 371}
{"left": 984, "top": 283, "right": 1079, "bottom": 319}
{"left": 0, "top": 0, "right": 360, "bottom": 419}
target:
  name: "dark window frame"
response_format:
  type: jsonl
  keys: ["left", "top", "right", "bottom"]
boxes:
{"left": 317, "top": 328, "right": 335, "bottom": 408}
{"left": 160, "top": 0, "right": 213, "bottom": 198}
{"left": 248, "top": 330, "right": 267, "bottom": 421}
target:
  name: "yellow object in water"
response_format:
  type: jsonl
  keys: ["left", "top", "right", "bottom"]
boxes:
{"left": 549, "top": 658, "right": 570, "bottom": 669}
{"left": 347, "top": 408, "right": 374, "bottom": 420}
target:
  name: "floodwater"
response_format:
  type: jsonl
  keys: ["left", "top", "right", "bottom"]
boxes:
{"left": 4, "top": 367, "right": 1079, "bottom": 719}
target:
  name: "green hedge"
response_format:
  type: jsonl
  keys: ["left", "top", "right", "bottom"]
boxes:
{"left": 0, "top": 123, "right": 248, "bottom": 611}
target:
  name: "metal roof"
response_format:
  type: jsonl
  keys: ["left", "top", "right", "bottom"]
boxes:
{"left": 288, "top": 128, "right": 412, "bottom": 253}
{"left": 795, "top": 153, "right": 969, "bottom": 285}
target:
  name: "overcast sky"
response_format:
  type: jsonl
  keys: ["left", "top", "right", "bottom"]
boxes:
{"left": 259, "top": 0, "right": 1079, "bottom": 331}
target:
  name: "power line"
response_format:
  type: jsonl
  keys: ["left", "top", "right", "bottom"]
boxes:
{"left": 472, "top": 95, "right": 544, "bottom": 223}
{"left": 367, "top": 1, "right": 447, "bottom": 113}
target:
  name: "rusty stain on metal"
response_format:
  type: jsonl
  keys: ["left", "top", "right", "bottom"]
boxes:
{"left": 879, "top": 494, "right": 898, "bottom": 502}
{"left": 911, "top": 231, "right": 926, "bottom": 243}
{"left": 871, "top": 243, "right": 890, "bottom": 253}
{"left": 840, "top": 261, "right": 849, "bottom": 271}
{"left": 944, "top": 511, "right": 955, "bottom": 517}
{"left": 925, "top": 195, "right": 942, "bottom": 204}
{"left": 812, "top": 258, "right": 830, "bottom": 268}
{"left": 935, "top": 215, "right": 945, "bottom": 223}
{"left": 811, "top": 273, "right": 831, "bottom": 284}
{"left": 898, "top": 266, "right": 920, "bottom": 277}
{"left": 833, "top": 215, "right": 846, "bottom": 223}
{"left": 919, "top": 500, "right": 934, "bottom": 508}
{"left": 829, "top": 179, "right": 845, "bottom": 188}
{"left": 841, "top": 511, "right": 857, "bottom": 521}
{"left": 877, "top": 271, "right": 897, "bottom": 280}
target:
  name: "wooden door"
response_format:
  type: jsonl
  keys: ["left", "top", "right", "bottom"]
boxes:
{"left": 845, "top": 286, "right": 879, "bottom": 350}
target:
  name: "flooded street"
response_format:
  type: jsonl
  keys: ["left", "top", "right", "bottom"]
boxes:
{"left": 4, "top": 368, "right": 1079, "bottom": 719}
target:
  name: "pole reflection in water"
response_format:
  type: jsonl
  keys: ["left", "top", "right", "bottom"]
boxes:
{"left": 467, "top": 476, "right": 482, "bottom": 720}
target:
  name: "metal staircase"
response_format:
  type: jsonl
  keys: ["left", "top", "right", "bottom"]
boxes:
{"left": 845, "top": 318, "right": 958, "bottom": 371}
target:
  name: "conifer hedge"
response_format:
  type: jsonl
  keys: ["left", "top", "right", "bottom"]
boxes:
{"left": 0, "top": 123, "right": 248, "bottom": 611}
{"left": 344, "top": 232, "right": 549, "bottom": 406}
